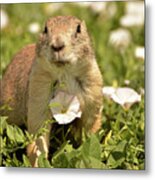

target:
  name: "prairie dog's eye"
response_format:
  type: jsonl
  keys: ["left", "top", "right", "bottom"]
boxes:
{"left": 43, "top": 26, "right": 48, "bottom": 34}
{"left": 76, "top": 24, "right": 81, "bottom": 33}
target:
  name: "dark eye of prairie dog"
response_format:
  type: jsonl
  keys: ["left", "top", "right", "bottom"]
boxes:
{"left": 76, "top": 24, "right": 81, "bottom": 33}
{"left": 43, "top": 26, "right": 48, "bottom": 34}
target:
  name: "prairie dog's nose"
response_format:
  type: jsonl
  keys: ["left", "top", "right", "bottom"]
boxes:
{"left": 51, "top": 38, "right": 65, "bottom": 52}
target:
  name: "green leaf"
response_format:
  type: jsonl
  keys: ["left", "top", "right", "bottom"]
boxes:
{"left": 0, "top": 116, "right": 8, "bottom": 135}
{"left": 52, "top": 153, "right": 69, "bottom": 168}
{"left": 75, "top": 159, "right": 86, "bottom": 169}
{"left": 88, "top": 157, "right": 107, "bottom": 169}
{"left": 38, "top": 153, "right": 52, "bottom": 168}
{"left": 22, "top": 155, "right": 31, "bottom": 167}
{"left": 107, "top": 140, "right": 127, "bottom": 168}
{"left": 52, "top": 141, "right": 68, "bottom": 160}
{"left": 115, "top": 140, "right": 127, "bottom": 153}
{"left": 75, "top": 156, "right": 106, "bottom": 169}
{"left": 14, "top": 126, "right": 26, "bottom": 143}
{"left": 6, "top": 125, "right": 16, "bottom": 142}
{"left": 107, "top": 151, "right": 125, "bottom": 168}
{"left": 82, "top": 134, "right": 101, "bottom": 160}
{"left": 6, "top": 124, "right": 25, "bottom": 143}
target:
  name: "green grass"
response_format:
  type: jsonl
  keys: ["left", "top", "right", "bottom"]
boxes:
{"left": 0, "top": 2, "right": 145, "bottom": 169}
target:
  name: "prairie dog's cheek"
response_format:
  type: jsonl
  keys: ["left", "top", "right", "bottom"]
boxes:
{"left": 67, "top": 53, "right": 78, "bottom": 64}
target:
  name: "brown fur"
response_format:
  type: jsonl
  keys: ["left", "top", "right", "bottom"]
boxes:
{"left": 1, "top": 16, "right": 103, "bottom": 167}
{"left": 1, "top": 44, "right": 36, "bottom": 125}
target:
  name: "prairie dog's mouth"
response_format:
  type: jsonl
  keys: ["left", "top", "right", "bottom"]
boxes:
{"left": 53, "top": 60, "right": 70, "bottom": 66}
{"left": 52, "top": 51, "right": 66, "bottom": 61}
{"left": 51, "top": 51, "right": 71, "bottom": 66}
{"left": 48, "top": 48, "right": 75, "bottom": 66}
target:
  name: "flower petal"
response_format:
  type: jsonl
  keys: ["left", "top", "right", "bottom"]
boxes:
{"left": 1, "top": 10, "right": 9, "bottom": 30}
{"left": 49, "top": 91, "right": 82, "bottom": 124}
{"left": 28, "top": 22, "right": 40, "bottom": 34}
{"left": 89, "top": 2, "right": 107, "bottom": 13}
{"left": 44, "top": 3, "right": 64, "bottom": 14}
{"left": 53, "top": 113, "right": 75, "bottom": 125}
{"left": 102, "top": 86, "right": 116, "bottom": 98}
{"left": 109, "top": 28, "right": 132, "bottom": 51}
{"left": 102, "top": 86, "right": 141, "bottom": 109}
{"left": 111, "top": 87, "right": 141, "bottom": 109}
{"left": 135, "top": 46, "right": 145, "bottom": 61}
{"left": 120, "top": 1, "right": 144, "bottom": 27}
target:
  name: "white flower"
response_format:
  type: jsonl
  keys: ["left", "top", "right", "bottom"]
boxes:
{"left": 102, "top": 87, "right": 141, "bottom": 109}
{"left": 120, "top": 1, "right": 144, "bottom": 27}
{"left": 44, "top": 3, "right": 64, "bottom": 14}
{"left": 109, "top": 28, "right": 132, "bottom": 51}
{"left": 124, "top": 79, "right": 130, "bottom": 85}
{"left": 126, "top": 1, "right": 144, "bottom": 17}
{"left": 102, "top": 86, "right": 116, "bottom": 99}
{"left": 76, "top": 2, "right": 92, "bottom": 8}
{"left": 120, "top": 15, "right": 144, "bottom": 27}
{"left": 139, "top": 87, "right": 145, "bottom": 95}
{"left": 28, "top": 22, "right": 40, "bottom": 34}
{"left": 1, "top": 9, "right": 9, "bottom": 30}
{"left": 106, "top": 3, "right": 117, "bottom": 18}
{"left": 111, "top": 87, "right": 141, "bottom": 109}
{"left": 89, "top": 2, "right": 107, "bottom": 13}
{"left": 76, "top": 2, "right": 116, "bottom": 17}
{"left": 135, "top": 46, "right": 145, "bottom": 61}
{"left": 49, "top": 91, "right": 82, "bottom": 125}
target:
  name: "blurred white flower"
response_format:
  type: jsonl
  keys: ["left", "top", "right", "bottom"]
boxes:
{"left": 109, "top": 28, "right": 132, "bottom": 51}
{"left": 126, "top": 1, "right": 144, "bottom": 16}
{"left": 135, "top": 46, "right": 145, "bottom": 61}
{"left": 105, "top": 2, "right": 117, "bottom": 18}
{"left": 120, "top": 1, "right": 144, "bottom": 27}
{"left": 89, "top": 2, "right": 107, "bottom": 13}
{"left": 76, "top": 2, "right": 92, "bottom": 8}
{"left": 45, "top": 3, "right": 64, "bottom": 14}
{"left": 124, "top": 79, "right": 130, "bottom": 85}
{"left": 1, "top": 9, "right": 9, "bottom": 30}
{"left": 28, "top": 22, "right": 40, "bottom": 34}
{"left": 139, "top": 87, "right": 145, "bottom": 95}
{"left": 49, "top": 91, "right": 82, "bottom": 125}
{"left": 102, "top": 86, "right": 141, "bottom": 110}
{"left": 120, "top": 15, "right": 144, "bottom": 27}
{"left": 76, "top": 2, "right": 117, "bottom": 17}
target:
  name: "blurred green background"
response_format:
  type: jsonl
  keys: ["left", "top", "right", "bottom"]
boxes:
{"left": 0, "top": 1, "right": 145, "bottom": 169}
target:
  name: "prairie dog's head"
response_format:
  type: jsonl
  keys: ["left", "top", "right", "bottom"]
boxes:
{"left": 37, "top": 16, "right": 94, "bottom": 66}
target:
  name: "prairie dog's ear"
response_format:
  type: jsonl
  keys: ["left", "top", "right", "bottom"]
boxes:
{"left": 81, "top": 20, "right": 87, "bottom": 31}
{"left": 75, "top": 21, "right": 87, "bottom": 38}
{"left": 36, "top": 33, "right": 47, "bottom": 54}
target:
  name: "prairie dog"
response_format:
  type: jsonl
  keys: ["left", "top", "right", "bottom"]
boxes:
{"left": 1, "top": 16, "right": 103, "bottom": 167}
